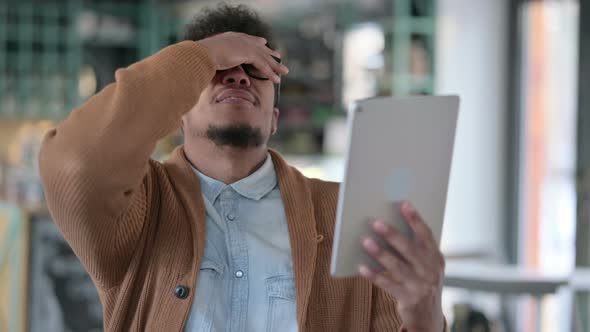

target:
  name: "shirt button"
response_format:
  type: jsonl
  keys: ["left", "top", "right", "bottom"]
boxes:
{"left": 235, "top": 270, "right": 244, "bottom": 278}
{"left": 175, "top": 285, "right": 190, "bottom": 299}
{"left": 227, "top": 213, "right": 235, "bottom": 221}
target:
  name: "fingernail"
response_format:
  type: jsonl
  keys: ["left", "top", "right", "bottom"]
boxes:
{"left": 362, "top": 237, "right": 379, "bottom": 253}
{"left": 374, "top": 220, "right": 388, "bottom": 232}
{"left": 358, "top": 265, "right": 372, "bottom": 277}
{"left": 403, "top": 201, "right": 415, "bottom": 213}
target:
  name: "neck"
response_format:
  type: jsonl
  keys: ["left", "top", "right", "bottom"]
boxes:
{"left": 184, "top": 138, "right": 268, "bottom": 184}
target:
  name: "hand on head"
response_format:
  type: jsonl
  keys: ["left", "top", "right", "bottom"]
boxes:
{"left": 197, "top": 32, "right": 289, "bottom": 84}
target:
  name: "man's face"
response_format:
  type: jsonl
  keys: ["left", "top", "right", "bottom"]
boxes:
{"left": 183, "top": 65, "right": 279, "bottom": 149}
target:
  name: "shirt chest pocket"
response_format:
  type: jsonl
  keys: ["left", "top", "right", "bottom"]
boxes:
{"left": 185, "top": 257, "right": 225, "bottom": 332}
{"left": 265, "top": 275, "right": 298, "bottom": 332}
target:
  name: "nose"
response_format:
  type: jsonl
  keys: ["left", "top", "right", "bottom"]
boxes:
{"left": 221, "top": 66, "right": 251, "bottom": 87}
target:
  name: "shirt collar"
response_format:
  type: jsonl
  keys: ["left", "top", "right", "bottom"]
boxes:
{"left": 191, "top": 153, "right": 277, "bottom": 203}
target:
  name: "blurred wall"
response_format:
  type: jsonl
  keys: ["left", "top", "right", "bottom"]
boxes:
{"left": 436, "top": 0, "right": 509, "bottom": 259}
{"left": 0, "top": 121, "right": 24, "bottom": 160}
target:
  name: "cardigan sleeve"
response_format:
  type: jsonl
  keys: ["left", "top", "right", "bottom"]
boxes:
{"left": 38, "top": 41, "right": 216, "bottom": 289}
{"left": 370, "top": 285, "right": 404, "bottom": 331}
{"left": 370, "top": 285, "right": 450, "bottom": 332}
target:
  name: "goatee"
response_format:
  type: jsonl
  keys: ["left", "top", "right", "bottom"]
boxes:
{"left": 206, "top": 124, "right": 264, "bottom": 149}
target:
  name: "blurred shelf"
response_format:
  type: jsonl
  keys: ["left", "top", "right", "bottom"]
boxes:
{"left": 276, "top": 124, "right": 325, "bottom": 132}
{"left": 82, "top": 39, "right": 137, "bottom": 47}
{"left": 84, "top": 2, "right": 142, "bottom": 19}
{"left": 393, "top": 74, "right": 435, "bottom": 95}
{"left": 375, "top": 17, "right": 436, "bottom": 35}
{"left": 444, "top": 261, "right": 569, "bottom": 295}
{"left": 282, "top": 76, "right": 333, "bottom": 90}
{"left": 279, "top": 95, "right": 335, "bottom": 105}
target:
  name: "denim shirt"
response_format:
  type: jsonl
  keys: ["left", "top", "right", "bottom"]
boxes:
{"left": 185, "top": 154, "right": 298, "bottom": 332}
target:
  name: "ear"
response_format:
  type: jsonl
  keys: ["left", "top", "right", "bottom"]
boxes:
{"left": 271, "top": 107, "right": 280, "bottom": 135}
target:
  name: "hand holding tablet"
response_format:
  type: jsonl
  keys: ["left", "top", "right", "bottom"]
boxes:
{"left": 330, "top": 95, "right": 460, "bottom": 277}
{"left": 329, "top": 95, "right": 459, "bottom": 331}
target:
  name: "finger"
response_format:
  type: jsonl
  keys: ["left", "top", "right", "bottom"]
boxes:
{"left": 250, "top": 55, "right": 281, "bottom": 83}
{"left": 358, "top": 264, "right": 411, "bottom": 299}
{"left": 370, "top": 221, "right": 424, "bottom": 271}
{"left": 250, "top": 34, "right": 267, "bottom": 44}
{"left": 263, "top": 46, "right": 282, "bottom": 59}
{"left": 264, "top": 53, "right": 289, "bottom": 75}
{"left": 401, "top": 202, "right": 437, "bottom": 248}
{"left": 375, "top": 219, "right": 447, "bottom": 285}
{"left": 255, "top": 43, "right": 286, "bottom": 69}
{"left": 361, "top": 237, "right": 418, "bottom": 282}
{"left": 258, "top": 45, "right": 290, "bottom": 74}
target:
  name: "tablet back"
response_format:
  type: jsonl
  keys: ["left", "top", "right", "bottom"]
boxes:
{"left": 330, "top": 95, "right": 459, "bottom": 277}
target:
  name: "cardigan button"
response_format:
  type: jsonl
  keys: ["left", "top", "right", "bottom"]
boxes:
{"left": 175, "top": 285, "right": 189, "bottom": 299}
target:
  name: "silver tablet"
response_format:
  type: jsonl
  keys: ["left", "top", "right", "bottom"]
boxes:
{"left": 330, "top": 95, "right": 459, "bottom": 277}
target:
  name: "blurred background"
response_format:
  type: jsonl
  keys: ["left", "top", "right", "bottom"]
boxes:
{"left": 0, "top": 0, "right": 587, "bottom": 331}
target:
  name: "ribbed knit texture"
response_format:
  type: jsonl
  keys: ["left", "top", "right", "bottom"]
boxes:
{"left": 39, "top": 40, "right": 408, "bottom": 331}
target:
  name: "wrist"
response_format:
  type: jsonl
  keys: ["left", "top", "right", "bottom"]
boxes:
{"left": 401, "top": 309, "right": 444, "bottom": 332}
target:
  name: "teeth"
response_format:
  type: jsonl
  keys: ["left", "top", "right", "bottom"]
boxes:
{"left": 221, "top": 96, "right": 250, "bottom": 102}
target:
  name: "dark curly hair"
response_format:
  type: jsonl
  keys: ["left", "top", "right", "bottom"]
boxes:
{"left": 182, "top": 4, "right": 276, "bottom": 50}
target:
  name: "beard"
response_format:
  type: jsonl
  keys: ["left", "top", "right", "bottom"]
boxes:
{"left": 206, "top": 124, "right": 265, "bottom": 149}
